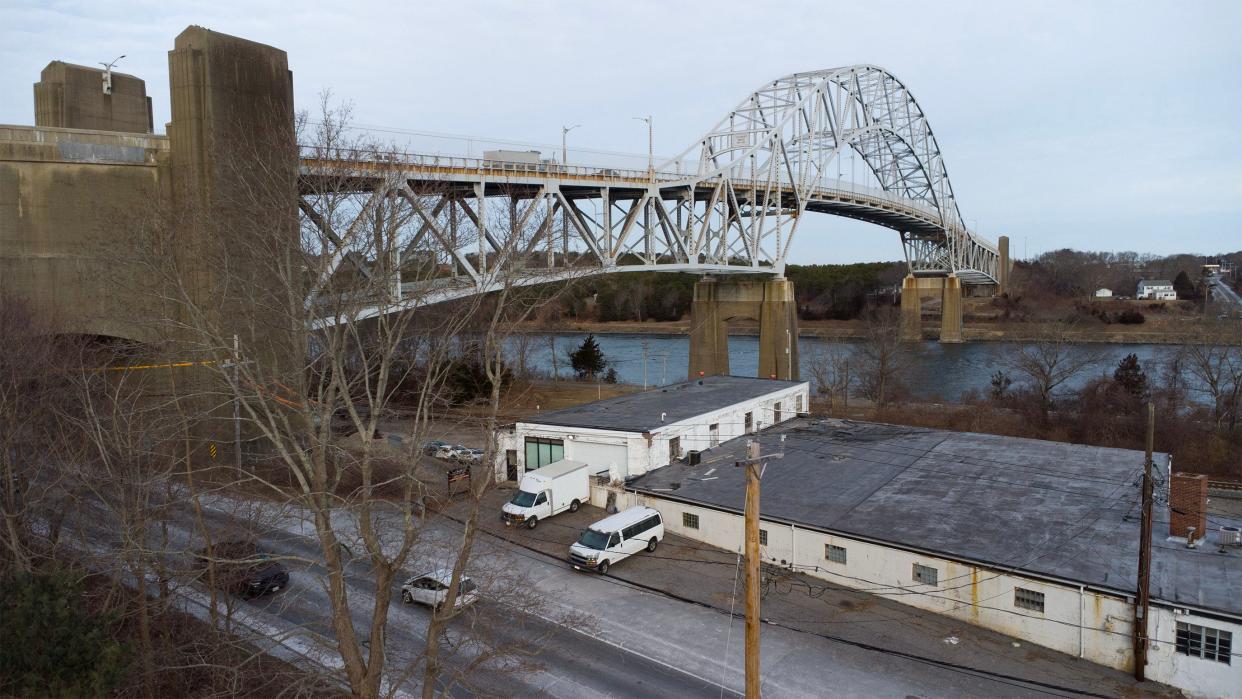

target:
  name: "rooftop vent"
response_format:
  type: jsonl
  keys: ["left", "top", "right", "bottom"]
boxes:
{"left": 1222, "top": 526, "right": 1242, "bottom": 547}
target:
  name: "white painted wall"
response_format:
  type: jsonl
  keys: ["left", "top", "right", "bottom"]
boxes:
{"left": 1147, "top": 609, "right": 1242, "bottom": 699}
{"left": 494, "top": 382, "right": 810, "bottom": 482}
{"left": 636, "top": 494, "right": 1241, "bottom": 699}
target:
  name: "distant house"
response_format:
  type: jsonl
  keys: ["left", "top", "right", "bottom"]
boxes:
{"left": 1137, "top": 279, "right": 1177, "bottom": 300}
{"left": 1094, "top": 288, "right": 1112, "bottom": 298}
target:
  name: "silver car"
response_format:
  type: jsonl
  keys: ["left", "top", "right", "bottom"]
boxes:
{"left": 401, "top": 569, "right": 479, "bottom": 610}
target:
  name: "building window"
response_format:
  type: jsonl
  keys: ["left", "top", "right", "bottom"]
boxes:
{"left": 1177, "top": 622, "right": 1232, "bottom": 664}
{"left": 773, "top": 402, "right": 782, "bottom": 423}
{"left": 1014, "top": 588, "right": 1045, "bottom": 613}
{"left": 744, "top": 412, "right": 753, "bottom": 433}
{"left": 759, "top": 529, "right": 768, "bottom": 545}
{"left": 682, "top": 512, "right": 700, "bottom": 529}
{"left": 912, "top": 563, "right": 938, "bottom": 586}
{"left": 669, "top": 436, "right": 681, "bottom": 459}
{"left": 524, "top": 437, "right": 564, "bottom": 470}
{"left": 709, "top": 423, "right": 719, "bottom": 447}
{"left": 825, "top": 544, "right": 847, "bottom": 564}
{"left": 795, "top": 394, "right": 803, "bottom": 412}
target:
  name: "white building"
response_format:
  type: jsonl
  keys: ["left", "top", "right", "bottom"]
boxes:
{"left": 495, "top": 376, "right": 809, "bottom": 483}
{"left": 1137, "top": 279, "right": 1177, "bottom": 300}
{"left": 1095, "top": 288, "right": 1113, "bottom": 298}
{"left": 625, "top": 418, "right": 1242, "bottom": 699}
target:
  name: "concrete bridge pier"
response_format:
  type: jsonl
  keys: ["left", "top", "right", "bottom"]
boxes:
{"left": 997, "top": 235, "right": 1011, "bottom": 295}
{"left": 688, "top": 277, "right": 800, "bottom": 381}
{"left": 900, "top": 274, "right": 963, "bottom": 343}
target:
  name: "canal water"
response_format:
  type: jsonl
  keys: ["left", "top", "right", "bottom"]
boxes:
{"left": 510, "top": 333, "right": 1191, "bottom": 401}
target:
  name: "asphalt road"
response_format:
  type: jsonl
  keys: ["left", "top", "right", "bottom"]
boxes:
{"left": 1208, "top": 273, "right": 1242, "bottom": 313}
{"left": 61, "top": 493, "right": 737, "bottom": 698}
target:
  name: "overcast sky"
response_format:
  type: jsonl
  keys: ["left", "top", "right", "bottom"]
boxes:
{"left": 3, "top": 0, "right": 1239, "bottom": 264}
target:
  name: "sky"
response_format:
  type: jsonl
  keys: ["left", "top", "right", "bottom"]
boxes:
{"left": 2, "top": 0, "right": 1239, "bottom": 264}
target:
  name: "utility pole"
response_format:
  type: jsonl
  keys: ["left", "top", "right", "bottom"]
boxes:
{"left": 232, "top": 334, "right": 242, "bottom": 468}
{"left": 642, "top": 339, "right": 649, "bottom": 390}
{"left": 741, "top": 440, "right": 762, "bottom": 698}
{"left": 1134, "top": 401, "right": 1155, "bottom": 681}
{"left": 736, "top": 438, "right": 781, "bottom": 698}
{"left": 785, "top": 329, "right": 792, "bottom": 380}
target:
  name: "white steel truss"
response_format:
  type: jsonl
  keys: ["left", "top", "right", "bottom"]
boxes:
{"left": 298, "top": 66, "right": 1000, "bottom": 320}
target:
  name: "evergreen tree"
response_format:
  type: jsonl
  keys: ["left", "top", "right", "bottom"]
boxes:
{"left": 1113, "top": 353, "right": 1148, "bottom": 398}
{"left": 1172, "top": 270, "right": 1197, "bottom": 300}
{"left": 568, "top": 334, "right": 607, "bottom": 379}
{"left": 0, "top": 571, "right": 128, "bottom": 698}
{"left": 989, "top": 370, "right": 1012, "bottom": 400}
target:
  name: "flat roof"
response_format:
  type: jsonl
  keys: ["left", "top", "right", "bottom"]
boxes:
{"left": 629, "top": 417, "right": 1242, "bottom": 619}
{"left": 521, "top": 375, "right": 806, "bottom": 433}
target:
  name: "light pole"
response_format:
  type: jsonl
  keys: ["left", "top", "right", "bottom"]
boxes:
{"left": 633, "top": 115, "right": 653, "bottom": 180}
{"left": 561, "top": 124, "right": 580, "bottom": 165}
{"left": 99, "top": 54, "right": 125, "bottom": 95}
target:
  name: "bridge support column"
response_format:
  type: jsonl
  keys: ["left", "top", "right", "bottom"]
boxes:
{"left": 688, "top": 277, "right": 729, "bottom": 379}
{"left": 997, "top": 235, "right": 1011, "bottom": 295}
{"left": 940, "top": 275, "right": 963, "bottom": 343}
{"left": 167, "top": 27, "right": 300, "bottom": 457}
{"left": 757, "top": 278, "right": 799, "bottom": 381}
{"left": 900, "top": 275, "right": 921, "bottom": 342}
{"left": 687, "top": 277, "right": 800, "bottom": 381}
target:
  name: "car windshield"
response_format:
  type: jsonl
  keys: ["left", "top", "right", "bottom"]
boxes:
{"left": 510, "top": 490, "right": 537, "bottom": 507}
{"left": 577, "top": 529, "right": 611, "bottom": 550}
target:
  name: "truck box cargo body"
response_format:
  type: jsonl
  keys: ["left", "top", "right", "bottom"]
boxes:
{"left": 501, "top": 459, "right": 591, "bottom": 529}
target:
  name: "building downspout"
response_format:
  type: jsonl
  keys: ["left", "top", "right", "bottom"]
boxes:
{"left": 1079, "top": 585, "right": 1086, "bottom": 658}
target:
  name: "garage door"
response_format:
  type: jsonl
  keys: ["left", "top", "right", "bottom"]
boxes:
{"left": 569, "top": 440, "right": 628, "bottom": 479}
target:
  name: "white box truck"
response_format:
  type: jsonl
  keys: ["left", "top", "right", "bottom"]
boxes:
{"left": 501, "top": 459, "right": 590, "bottom": 529}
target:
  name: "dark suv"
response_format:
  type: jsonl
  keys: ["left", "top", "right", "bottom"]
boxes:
{"left": 194, "top": 540, "right": 289, "bottom": 598}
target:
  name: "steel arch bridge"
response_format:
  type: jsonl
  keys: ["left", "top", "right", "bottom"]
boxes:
{"left": 299, "top": 65, "right": 1000, "bottom": 320}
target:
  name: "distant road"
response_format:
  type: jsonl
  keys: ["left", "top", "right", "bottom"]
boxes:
{"left": 1207, "top": 273, "right": 1242, "bottom": 315}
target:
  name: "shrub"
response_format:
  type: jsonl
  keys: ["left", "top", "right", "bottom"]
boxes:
{"left": 1116, "top": 310, "right": 1145, "bottom": 325}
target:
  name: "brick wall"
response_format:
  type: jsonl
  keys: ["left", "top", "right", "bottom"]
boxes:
{"left": 1169, "top": 472, "right": 1208, "bottom": 541}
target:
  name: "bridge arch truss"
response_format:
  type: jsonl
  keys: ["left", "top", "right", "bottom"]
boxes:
{"left": 298, "top": 66, "right": 1000, "bottom": 320}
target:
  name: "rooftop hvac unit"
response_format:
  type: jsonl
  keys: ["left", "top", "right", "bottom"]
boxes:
{"left": 1222, "top": 526, "right": 1242, "bottom": 547}
{"left": 686, "top": 450, "right": 701, "bottom": 466}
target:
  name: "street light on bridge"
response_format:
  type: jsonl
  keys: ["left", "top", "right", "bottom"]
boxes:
{"left": 633, "top": 115, "right": 653, "bottom": 180}
{"left": 561, "top": 124, "right": 580, "bottom": 165}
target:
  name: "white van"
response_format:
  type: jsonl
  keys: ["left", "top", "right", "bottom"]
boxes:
{"left": 501, "top": 459, "right": 590, "bottom": 529}
{"left": 568, "top": 507, "right": 664, "bottom": 574}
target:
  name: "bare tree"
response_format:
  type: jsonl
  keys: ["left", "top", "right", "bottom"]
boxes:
{"left": 805, "top": 341, "right": 852, "bottom": 412}
{"left": 855, "top": 309, "right": 903, "bottom": 408}
{"left": 121, "top": 95, "right": 588, "bottom": 698}
{"left": 1180, "top": 322, "right": 1242, "bottom": 432}
{"left": 0, "top": 293, "right": 61, "bottom": 573}
{"left": 1008, "top": 323, "right": 1105, "bottom": 423}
